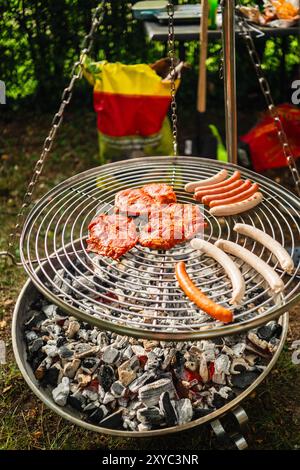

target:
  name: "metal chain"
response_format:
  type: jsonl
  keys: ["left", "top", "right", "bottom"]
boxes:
{"left": 167, "top": 1, "right": 178, "bottom": 157}
{"left": 3, "top": 1, "right": 106, "bottom": 261}
{"left": 219, "top": 46, "right": 224, "bottom": 80}
{"left": 236, "top": 5, "right": 300, "bottom": 196}
{"left": 219, "top": 0, "right": 225, "bottom": 80}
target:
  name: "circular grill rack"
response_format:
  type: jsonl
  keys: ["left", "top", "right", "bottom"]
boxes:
{"left": 20, "top": 156, "right": 300, "bottom": 340}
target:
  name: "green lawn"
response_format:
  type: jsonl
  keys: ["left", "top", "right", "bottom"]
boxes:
{"left": 1, "top": 110, "right": 300, "bottom": 450}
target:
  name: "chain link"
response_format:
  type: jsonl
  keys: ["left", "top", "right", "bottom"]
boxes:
{"left": 236, "top": 5, "right": 300, "bottom": 196}
{"left": 5, "top": 1, "right": 106, "bottom": 259}
{"left": 219, "top": 0, "right": 225, "bottom": 79}
{"left": 167, "top": 1, "right": 178, "bottom": 157}
{"left": 219, "top": 46, "right": 224, "bottom": 80}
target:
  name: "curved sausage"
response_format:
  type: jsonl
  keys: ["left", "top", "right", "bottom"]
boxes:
{"left": 194, "top": 179, "right": 244, "bottom": 202}
{"left": 215, "top": 239, "right": 284, "bottom": 294}
{"left": 202, "top": 180, "right": 252, "bottom": 205}
{"left": 193, "top": 171, "right": 241, "bottom": 197}
{"left": 190, "top": 238, "right": 245, "bottom": 305}
{"left": 185, "top": 169, "right": 228, "bottom": 193}
{"left": 209, "top": 192, "right": 263, "bottom": 217}
{"left": 234, "top": 223, "right": 294, "bottom": 275}
{"left": 209, "top": 183, "right": 259, "bottom": 208}
{"left": 175, "top": 261, "right": 233, "bottom": 323}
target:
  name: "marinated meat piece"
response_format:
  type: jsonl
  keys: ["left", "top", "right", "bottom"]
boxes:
{"left": 143, "top": 183, "right": 177, "bottom": 205}
{"left": 115, "top": 188, "right": 153, "bottom": 216}
{"left": 87, "top": 213, "right": 138, "bottom": 260}
{"left": 115, "top": 183, "right": 176, "bottom": 216}
{"left": 139, "top": 203, "right": 204, "bottom": 250}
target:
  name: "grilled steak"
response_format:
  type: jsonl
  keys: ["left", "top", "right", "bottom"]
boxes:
{"left": 139, "top": 203, "right": 204, "bottom": 250}
{"left": 142, "top": 183, "right": 177, "bottom": 205}
{"left": 87, "top": 213, "right": 138, "bottom": 260}
{"left": 115, "top": 183, "right": 176, "bottom": 216}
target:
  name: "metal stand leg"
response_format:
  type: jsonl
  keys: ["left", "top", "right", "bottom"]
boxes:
{"left": 210, "top": 405, "right": 249, "bottom": 450}
{"left": 222, "top": 0, "right": 238, "bottom": 164}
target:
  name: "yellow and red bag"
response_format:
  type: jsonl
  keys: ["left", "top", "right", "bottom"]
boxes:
{"left": 240, "top": 104, "right": 300, "bottom": 172}
{"left": 83, "top": 56, "right": 180, "bottom": 163}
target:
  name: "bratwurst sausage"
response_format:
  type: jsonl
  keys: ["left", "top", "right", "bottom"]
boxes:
{"left": 209, "top": 192, "right": 263, "bottom": 217}
{"left": 209, "top": 183, "right": 259, "bottom": 208}
{"left": 234, "top": 223, "right": 294, "bottom": 274}
{"left": 190, "top": 238, "right": 245, "bottom": 305}
{"left": 194, "top": 179, "right": 244, "bottom": 202}
{"left": 185, "top": 169, "right": 228, "bottom": 193}
{"left": 175, "top": 261, "right": 233, "bottom": 323}
{"left": 215, "top": 239, "right": 284, "bottom": 294}
{"left": 193, "top": 171, "right": 241, "bottom": 197}
{"left": 202, "top": 180, "right": 252, "bottom": 205}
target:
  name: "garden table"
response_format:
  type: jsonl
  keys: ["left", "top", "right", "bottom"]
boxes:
{"left": 144, "top": 21, "right": 299, "bottom": 42}
{"left": 144, "top": 21, "right": 299, "bottom": 100}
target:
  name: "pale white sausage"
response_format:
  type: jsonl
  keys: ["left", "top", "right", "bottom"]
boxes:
{"left": 215, "top": 239, "right": 284, "bottom": 294}
{"left": 190, "top": 238, "right": 245, "bottom": 305}
{"left": 234, "top": 223, "right": 294, "bottom": 275}
{"left": 209, "top": 192, "right": 263, "bottom": 217}
{"left": 185, "top": 169, "right": 228, "bottom": 193}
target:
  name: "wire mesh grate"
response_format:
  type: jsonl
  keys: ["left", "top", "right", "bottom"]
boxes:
{"left": 20, "top": 156, "right": 300, "bottom": 340}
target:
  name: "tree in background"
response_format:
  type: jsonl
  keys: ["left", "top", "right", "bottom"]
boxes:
{"left": 0, "top": 0, "right": 299, "bottom": 111}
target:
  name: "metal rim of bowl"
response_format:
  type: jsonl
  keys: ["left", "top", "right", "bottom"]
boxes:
{"left": 12, "top": 276, "right": 289, "bottom": 438}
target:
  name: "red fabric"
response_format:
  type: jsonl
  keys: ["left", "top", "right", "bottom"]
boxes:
{"left": 94, "top": 91, "right": 171, "bottom": 137}
{"left": 240, "top": 104, "right": 300, "bottom": 172}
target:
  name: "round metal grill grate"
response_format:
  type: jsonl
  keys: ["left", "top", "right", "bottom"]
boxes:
{"left": 20, "top": 157, "right": 300, "bottom": 340}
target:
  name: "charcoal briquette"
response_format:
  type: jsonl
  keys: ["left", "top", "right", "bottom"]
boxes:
{"left": 25, "top": 311, "right": 46, "bottom": 329}
{"left": 212, "top": 394, "right": 227, "bottom": 409}
{"left": 29, "top": 338, "right": 44, "bottom": 354}
{"left": 67, "top": 394, "right": 85, "bottom": 411}
{"left": 42, "top": 366, "right": 60, "bottom": 387}
{"left": 56, "top": 336, "right": 66, "bottom": 348}
{"left": 87, "top": 407, "right": 104, "bottom": 424}
{"left": 159, "top": 391, "right": 177, "bottom": 427}
{"left": 98, "top": 364, "right": 115, "bottom": 392}
{"left": 231, "top": 371, "right": 260, "bottom": 390}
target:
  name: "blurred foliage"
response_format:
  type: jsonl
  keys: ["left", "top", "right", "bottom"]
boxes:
{"left": 0, "top": 0, "right": 299, "bottom": 112}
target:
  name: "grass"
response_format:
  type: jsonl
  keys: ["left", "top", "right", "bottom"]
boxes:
{"left": 0, "top": 109, "right": 300, "bottom": 450}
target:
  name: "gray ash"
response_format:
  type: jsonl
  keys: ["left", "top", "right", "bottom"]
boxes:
{"left": 23, "top": 294, "right": 282, "bottom": 432}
